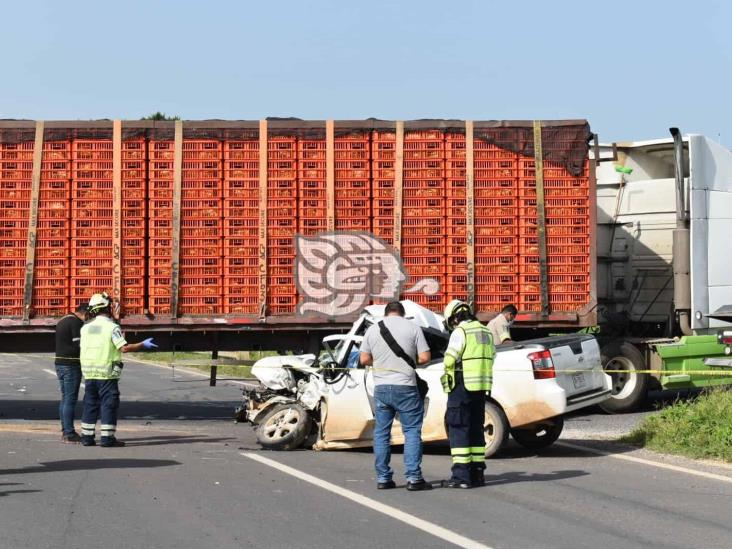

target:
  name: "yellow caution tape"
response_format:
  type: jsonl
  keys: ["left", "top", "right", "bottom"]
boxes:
{"left": 6, "top": 354, "right": 732, "bottom": 377}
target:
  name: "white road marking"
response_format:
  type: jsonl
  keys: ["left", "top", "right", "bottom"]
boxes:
{"left": 42, "top": 369, "right": 58, "bottom": 377}
{"left": 242, "top": 452, "right": 492, "bottom": 549}
{"left": 1, "top": 353, "right": 31, "bottom": 363}
{"left": 557, "top": 442, "right": 732, "bottom": 484}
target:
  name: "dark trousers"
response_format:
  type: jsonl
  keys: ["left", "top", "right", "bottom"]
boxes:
{"left": 55, "top": 363, "right": 82, "bottom": 436}
{"left": 373, "top": 384, "right": 425, "bottom": 483}
{"left": 81, "top": 379, "right": 120, "bottom": 443}
{"left": 446, "top": 379, "right": 486, "bottom": 484}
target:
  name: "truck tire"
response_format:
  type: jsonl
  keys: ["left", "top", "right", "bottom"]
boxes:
{"left": 598, "top": 340, "right": 649, "bottom": 414}
{"left": 511, "top": 417, "right": 564, "bottom": 449}
{"left": 255, "top": 403, "right": 312, "bottom": 450}
{"left": 484, "top": 401, "right": 509, "bottom": 458}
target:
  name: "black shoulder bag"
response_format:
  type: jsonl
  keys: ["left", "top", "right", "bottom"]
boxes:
{"left": 377, "top": 321, "right": 429, "bottom": 400}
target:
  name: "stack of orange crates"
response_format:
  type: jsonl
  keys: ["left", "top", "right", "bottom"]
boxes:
{"left": 222, "top": 138, "right": 260, "bottom": 314}
{"left": 473, "top": 131, "right": 520, "bottom": 312}
{"left": 34, "top": 142, "right": 72, "bottom": 317}
{"left": 518, "top": 130, "right": 591, "bottom": 311}
{"left": 298, "top": 132, "right": 372, "bottom": 234}
{"left": 70, "top": 140, "right": 114, "bottom": 310}
{"left": 371, "top": 130, "right": 396, "bottom": 246}
{"left": 148, "top": 140, "right": 222, "bottom": 315}
{"left": 295, "top": 132, "right": 373, "bottom": 308}
{"left": 267, "top": 137, "right": 298, "bottom": 315}
{"left": 0, "top": 140, "right": 71, "bottom": 317}
{"left": 372, "top": 130, "right": 446, "bottom": 312}
{"left": 401, "top": 130, "right": 446, "bottom": 311}
{"left": 297, "top": 137, "right": 327, "bottom": 236}
{"left": 334, "top": 133, "right": 371, "bottom": 232}
{"left": 70, "top": 139, "right": 145, "bottom": 313}
{"left": 119, "top": 140, "right": 147, "bottom": 314}
{"left": 445, "top": 132, "right": 520, "bottom": 312}
{"left": 444, "top": 132, "right": 468, "bottom": 301}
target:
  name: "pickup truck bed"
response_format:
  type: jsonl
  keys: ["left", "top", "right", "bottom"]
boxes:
{"left": 493, "top": 334, "right": 611, "bottom": 427}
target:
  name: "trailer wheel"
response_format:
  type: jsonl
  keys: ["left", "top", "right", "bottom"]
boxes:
{"left": 484, "top": 401, "right": 509, "bottom": 458}
{"left": 255, "top": 403, "right": 311, "bottom": 450}
{"left": 598, "top": 340, "right": 649, "bottom": 413}
{"left": 511, "top": 417, "right": 564, "bottom": 449}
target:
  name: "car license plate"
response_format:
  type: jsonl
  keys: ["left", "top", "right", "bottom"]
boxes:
{"left": 572, "top": 372, "right": 586, "bottom": 389}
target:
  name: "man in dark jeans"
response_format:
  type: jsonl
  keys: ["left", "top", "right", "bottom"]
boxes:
{"left": 359, "top": 301, "right": 432, "bottom": 491}
{"left": 54, "top": 304, "right": 87, "bottom": 444}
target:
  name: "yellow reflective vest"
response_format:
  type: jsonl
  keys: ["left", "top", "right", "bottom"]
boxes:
{"left": 80, "top": 316, "right": 127, "bottom": 380}
{"left": 443, "top": 320, "right": 495, "bottom": 392}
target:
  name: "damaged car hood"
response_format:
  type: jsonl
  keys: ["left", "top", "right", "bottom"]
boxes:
{"left": 250, "top": 354, "right": 318, "bottom": 391}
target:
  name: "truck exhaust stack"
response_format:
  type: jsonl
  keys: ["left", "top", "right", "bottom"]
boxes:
{"left": 670, "top": 127, "right": 692, "bottom": 336}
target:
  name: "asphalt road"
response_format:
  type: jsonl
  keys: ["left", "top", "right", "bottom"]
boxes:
{"left": 1, "top": 353, "right": 731, "bottom": 549}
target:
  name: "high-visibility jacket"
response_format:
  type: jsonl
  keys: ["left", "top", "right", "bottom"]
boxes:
{"left": 443, "top": 320, "right": 495, "bottom": 392}
{"left": 80, "top": 316, "right": 127, "bottom": 380}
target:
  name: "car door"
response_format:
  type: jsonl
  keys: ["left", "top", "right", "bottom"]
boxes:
{"left": 321, "top": 337, "right": 375, "bottom": 442}
{"left": 415, "top": 361, "right": 449, "bottom": 441}
{"left": 363, "top": 330, "right": 449, "bottom": 444}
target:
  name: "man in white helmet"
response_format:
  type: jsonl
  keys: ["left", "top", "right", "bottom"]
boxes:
{"left": 79, "top": 292, "right": 157, "bottom": 447}
{"left": 441, "top": 299, "right": 496, "bottom": 488}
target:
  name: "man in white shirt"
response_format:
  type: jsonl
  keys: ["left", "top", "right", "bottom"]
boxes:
{"left": 487, "top": 304, "right": 517, "bottom": 346}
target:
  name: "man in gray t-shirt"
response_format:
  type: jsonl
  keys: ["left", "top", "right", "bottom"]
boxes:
{"left": 359, "top": 301, "right": 431, "bottom": 491}
{"left": 361, "top": 313, "right": 430, "bottom": 386}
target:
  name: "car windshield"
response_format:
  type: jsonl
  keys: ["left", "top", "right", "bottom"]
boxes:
{"left": 319, "top": 338, "right": 344, "bottom": 365}
{"left": 319, "top": 337, "right": 362, "bottom": 369}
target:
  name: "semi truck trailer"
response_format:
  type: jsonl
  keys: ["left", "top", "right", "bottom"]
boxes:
{"left": 0, "top": 118, "right": 596, "bottom": 346}
{"left": 1, "top": 119, "right": 730, "bottom": 411}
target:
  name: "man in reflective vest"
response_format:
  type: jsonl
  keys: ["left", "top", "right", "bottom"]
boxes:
{"left": 80, "top": 292, "right": 157, "bottom": 447}
{"left": 441, "top": 299, "right": 496, "bottom": 488}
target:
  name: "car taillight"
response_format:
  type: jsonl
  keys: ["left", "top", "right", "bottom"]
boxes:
{"left": 719, "top": 330, "right": 732, "bottom": 346}
{"left": 529, "top": 350, "right": 556, "bottom": 379}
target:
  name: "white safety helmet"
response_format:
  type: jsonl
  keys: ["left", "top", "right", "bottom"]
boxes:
{"left": 443, "top": 299, "right": 471, "bottom": 330}
{"left": 87, "top": 292, "right": 111, "bottom": 314}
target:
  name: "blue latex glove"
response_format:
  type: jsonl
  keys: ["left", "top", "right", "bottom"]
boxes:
{"left": 141, "top": 338, "right": 158, "bottom": 350}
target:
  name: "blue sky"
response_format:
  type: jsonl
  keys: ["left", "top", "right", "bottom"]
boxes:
{"left": 2, "top": 0, "right": 730, "bottom": 143}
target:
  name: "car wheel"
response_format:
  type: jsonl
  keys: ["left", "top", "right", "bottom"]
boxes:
{"left": 598, "top": 340, "right": 649, "bottom": 414}
{"left": 484, "top": 401, "right": 509, "bottom": 458}
{"left": 255, "top": 403, "right": 311, "bottom": 450}
{"left": 511, "top": 416, "right": 564, "bottom": 449}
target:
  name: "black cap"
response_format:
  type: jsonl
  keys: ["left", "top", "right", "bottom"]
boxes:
{"left": 75, "top": 303, "right": 89, "bottom": 313}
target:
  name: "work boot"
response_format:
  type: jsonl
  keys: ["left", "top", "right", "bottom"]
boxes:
{"left": 406, "top": 479, "right": 433, "bottom": 491}
{"left": 377, "top": 480, "right": 396, "bottom": 490}
{"left": 444, "top": 478, "right": 472, "bottom": 489}
{"left": 81, "top": 436, "right": 96, "bottom": 447}
{"left": 62, "top": 433, "right": 82, "bottom": 444}
{"left": 100, "top": 437, "right": 126, "bottom": 448}
{"left": 471, "top": 468, "right": 486, "bottom": 487}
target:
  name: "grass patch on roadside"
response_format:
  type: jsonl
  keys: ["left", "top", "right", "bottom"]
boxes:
{"left": 128, "top": 350, "right": 281, "bottom": 379}
{"left": 621, "top": 388, "right": 732, "bottom": 462}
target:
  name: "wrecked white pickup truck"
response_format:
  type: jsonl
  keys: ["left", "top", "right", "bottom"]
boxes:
{"left": 237, "top": 301, "right": 612, "bottom": 456}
